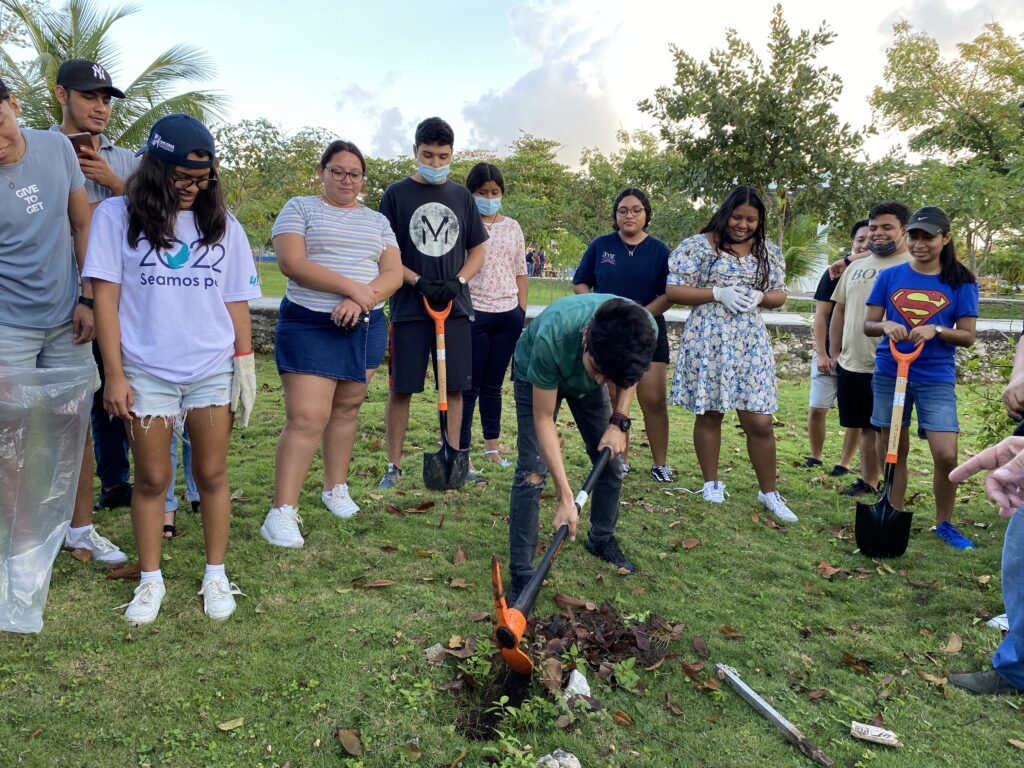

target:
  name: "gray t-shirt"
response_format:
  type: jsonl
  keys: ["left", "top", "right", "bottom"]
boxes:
{"left": 0, "top": 128, "right": 86, "bottom": 329}
{"left": 48, "top": 125, "right": 139, "bottom": 204}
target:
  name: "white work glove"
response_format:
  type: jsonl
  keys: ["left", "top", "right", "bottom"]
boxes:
{"left": 744, "top": 289, "right": 764, "bottom": 311}
{"left": 230, "top": 352, "right": 257, "bottom": 428}
{"left": 712, "top": 286, "right": 754, "bottom": 314}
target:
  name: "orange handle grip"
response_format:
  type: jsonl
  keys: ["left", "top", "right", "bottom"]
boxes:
{"left": 884, "top": 339, "right": 924, "bottom": 464}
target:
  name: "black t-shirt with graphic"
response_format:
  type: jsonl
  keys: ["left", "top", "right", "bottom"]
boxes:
{"left": 379, "top": 177, "right": 488, "bottom": 322}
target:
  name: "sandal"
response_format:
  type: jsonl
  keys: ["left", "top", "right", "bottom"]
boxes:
{"left": 483, "top": 450, "right": 511, "bottom": 467}
{"left": 163, "top": 510, "right": 176, "bottom": 539}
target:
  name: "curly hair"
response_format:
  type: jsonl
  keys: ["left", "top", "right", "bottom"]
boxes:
{"left": 587, "top": 298, "right": 656, "bottom": 388}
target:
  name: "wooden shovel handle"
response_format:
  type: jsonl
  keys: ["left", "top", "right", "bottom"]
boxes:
{"left": 423, "top": 298, "right": 453, "bottom": 411}
{"left": 885, "top": 339, "right": 924, "bottom": 464}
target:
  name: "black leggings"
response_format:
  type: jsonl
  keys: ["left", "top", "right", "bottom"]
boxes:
{"left": 459, "top": 306, "right": 525, "bottom": 448}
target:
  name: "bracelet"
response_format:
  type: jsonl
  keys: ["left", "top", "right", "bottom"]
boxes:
{"left": 77, "top": 296, "right": 94, "bottom": 308}
{"left": 842, "top": 255, "right": 851, "bottom": 266}
{"left": 234, "top": 350, "right": 253, "bottom": 357}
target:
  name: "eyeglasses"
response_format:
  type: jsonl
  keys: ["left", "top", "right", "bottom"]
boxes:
{"left": 171, "top": 173, "right": 217, "bottom": 191}
{"left": 616, "top": 206, "right": 645, "bottom": 217}
{"left": 325, "top": 167, "right": 364, "bottom": 182}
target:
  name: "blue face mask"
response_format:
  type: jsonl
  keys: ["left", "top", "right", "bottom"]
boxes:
{"left": 418, "top": 162, "right": 450, "bottom": 185}
{"left": 474, "top": 196, "right": 502, "bottom": 216}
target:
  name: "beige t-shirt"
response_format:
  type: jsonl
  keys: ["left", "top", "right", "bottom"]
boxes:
{"left": 831, "top": 251, "right": 912, "bottom": 373}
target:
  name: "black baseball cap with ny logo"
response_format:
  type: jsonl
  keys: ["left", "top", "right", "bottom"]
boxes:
{"left": 56, "top": 58, "right": 125, "bottom": 99}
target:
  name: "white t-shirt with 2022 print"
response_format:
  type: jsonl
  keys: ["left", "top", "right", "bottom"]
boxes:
{"left": 83, "top": 197, "right": 262, "bottom": 383}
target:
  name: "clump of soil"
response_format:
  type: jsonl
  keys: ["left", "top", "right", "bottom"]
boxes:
{"left": 450, "top": 598, "right": 684, "bottom": 740}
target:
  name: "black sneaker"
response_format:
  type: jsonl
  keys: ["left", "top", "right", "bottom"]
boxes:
{"left": 189, "top": 500, "right": 201, "bottom": 514}
{"left": 841, "top": 478, "right": 877, "bottom": 497}
{"left": 584, "top": 535, "right": 637, "bottom": 573}
{"left": 801, "top": 457, "right": 824, "bottom": 469}
{"left": 829, "top": 464, "right": 853, "bottom": 477}
{"left": 650, "top": 465, "right": 674, "bottom": 483}
{"left": 94, "top": 482, "right": 132, "bottom": 510}
{"left": 949, "top": 670, "right": 1021, "bottom": 695}
{"left": 377, "top": 464, "right": 403, "bottom": 489}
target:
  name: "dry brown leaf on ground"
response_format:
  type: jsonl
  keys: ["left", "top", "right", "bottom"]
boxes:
{"left": 362, "top": 579, "right": 396, "bottom": 588}
{"left": 335, "top": 728, "right": 363, "bottom": 757}
{"left": 464, "top": 611, "right": 489, "bottom": 622}
{"left": 449, "top": 747, "right": 469, "bottom": 766}
{"left": 840, "top": 651, "right": 872, "bottom": 675}
{"left": 719, "top": 624, "right": 744, "bottom": 639}
{"left": 664, "top": 692, "right": 684, "bottom": 716}
{"left": 817, "top": 560, "right": 846, "bottom": 580}
{"left": 944, "top": 633, "right": 963, "bottom": 654}
{"left": 449, "top": 578, "right": 468, "bottom": 589}
{"left": 916, "top": 670, "right": 948, "bottom": 686}
{"left": 217, "top": 717, "right": 244, "bottom": 731}
{"left": 808, "top": 689, "right": 827, "bottom": 700}
{"left": 105, "top": 563, "right": 140, "bottom": 581}
{"left": 541, "top": 657, "right": 563, "bottom": 692}
{"left": 693, "top": 636, "right": 709, "bottom": 657}
{"left": 452, "top": 545, "right": 467, "bottom": 565}
{"left": 1009, "top": 739, "right": 1024, "bottom": 751}
{"left": 404, "top": 740, "right": 422, "bottom": 762}
{"left": 612, "top": 710, "right": 634, "bottom": 726}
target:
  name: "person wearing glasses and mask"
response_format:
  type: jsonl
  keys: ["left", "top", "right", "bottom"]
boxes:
{"left": 261, "top": 140, "right": 402, "bottom": 549}
{"left": 84, "top": 114, "right": 261, "bottom": 625}
{"left": 573, "top": 188, "right": 673, "bottom": 482}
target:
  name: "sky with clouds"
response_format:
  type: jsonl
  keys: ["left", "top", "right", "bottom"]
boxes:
{"left": 22, "top": 0, "right": 1024, "bottom": 163}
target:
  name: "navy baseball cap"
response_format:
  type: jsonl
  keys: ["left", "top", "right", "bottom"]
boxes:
{"left": 135, "top": 114, "right": 216, "bottom": 168}
{"left": 56, "top": 59, "right": 125, "bottom": 98}
{"left": 906, "top": 206, "right": 951, "bottom": 235}
{"left": 0, "top": 78, "right": 8, "bottom": 101}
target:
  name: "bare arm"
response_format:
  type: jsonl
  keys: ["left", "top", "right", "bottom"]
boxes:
{"left": 225, "top": 300, "right": 253, "bottom": 355}
{"left": 645, "top": 294, "right": 672, "bottom": 316}
{"left": 1004, "top": 336, "right": 1024, "bottom": 419}
{"left": 68, "top": 187, "right": 94, "bottom": 342}
{"left": 369, "top": 245, "right": 403, "bottom": 302}
{"left": 573, "top": 283, "right": 592, "bottom": 295}
{"left": 665, "top": 285, "right": 714, "bottom": 306}
{"left": 93, "top": 279, "right": 132, "bottom": 419}
{"left": 759, "top": 289, "right": 787, "bottom": 310}
{"left": 828, "top": 302, "right": 845, "bottom": 361}
{"left": 516, "top": 274, "right": 529, "bottom": 311}
{"left": 459, "top": 242, "right": 486, "bottom": 282}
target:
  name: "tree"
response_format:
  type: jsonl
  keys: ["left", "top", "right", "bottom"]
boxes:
{"left": 639, "top": 4, "right": 863, "bottom": 245}
{"left": 870, "top": 21, "right": 1024, "bottom": 272}
{"left": 0, "top": 0, "right": 43, "bottom": 47}
{"left": 0, "top": 0, "right": 226, "bottom": 148}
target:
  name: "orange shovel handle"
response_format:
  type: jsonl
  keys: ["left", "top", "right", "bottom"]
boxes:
{"left": 884, "top": 339, "right": 924, "bottom": 464}
{"left": 423, "top": 298, "right": 453, "bottom": 411}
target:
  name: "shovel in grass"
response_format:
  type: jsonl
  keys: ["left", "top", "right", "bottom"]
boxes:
{"left": 855, "top": 339, "right": 923, "bottom": 558}
{"left": 422, "top": 297, "right": 469, "bottom": 490}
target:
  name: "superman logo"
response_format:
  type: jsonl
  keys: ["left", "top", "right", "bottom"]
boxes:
{"left": 890, "top": 288, "right": 949, "bottom": 327}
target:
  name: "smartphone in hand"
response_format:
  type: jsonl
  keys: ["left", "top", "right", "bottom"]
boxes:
{"left": 68, "top": 132, "right": 92, "bottom": 155}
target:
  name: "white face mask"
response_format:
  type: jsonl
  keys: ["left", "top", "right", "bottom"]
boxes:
{"left": 418, "top": 162, "right": 450, "bottom": 184}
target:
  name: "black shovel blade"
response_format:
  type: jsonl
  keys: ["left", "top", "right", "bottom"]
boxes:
{"left": 422, "top": 410, "right": 468, "bottom": 490}
{"left": 855, "top": 497, "right": 912, "bottom": 558}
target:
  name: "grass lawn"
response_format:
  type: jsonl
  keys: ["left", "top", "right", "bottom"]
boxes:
{"left": 2, "top": 361, "right": 1021, "bottom": 767}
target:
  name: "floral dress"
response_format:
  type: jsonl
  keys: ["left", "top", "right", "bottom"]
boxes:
{"left": 667, "top": 234, "right": 786, "bottom": 414}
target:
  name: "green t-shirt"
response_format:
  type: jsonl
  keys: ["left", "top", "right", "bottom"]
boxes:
{"left": 514, "top": 293, "right": 656, "bottom": 398}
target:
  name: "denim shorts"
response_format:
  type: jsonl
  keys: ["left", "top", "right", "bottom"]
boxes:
{"left": 0, "top": 321, "right": 100, "bottom": 391}
{"left": 123, "top": 359, "right": 233, "bottom": 422}
{"left": 808, "top": 352, "right": 838, "bottom": 409}
{"left": 870, "top": 371, "right": 959, "bottom": 438}
{"left": 275, "top": 298, "right": 386, "bottom": 383}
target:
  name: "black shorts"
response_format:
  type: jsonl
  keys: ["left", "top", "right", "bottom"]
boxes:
{"left": 652, "top": 315, "right": 670, "bottom": 365}
{"left": 836, "top": 365, "right": 875, "bottom": 429}
{"left": 389, "top": 316, "right": 472, "bottom": 394}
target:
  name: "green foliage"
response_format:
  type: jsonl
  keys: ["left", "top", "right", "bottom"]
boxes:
{"left": 639, "top": 4, "right": 863, "bottom": 244}
{"left": 781, "top": 215, "right": 837, "bottom": 283}
{"left": 0, "top": 0, "right": 226, "bottom": 148}
{"left": 0, "top": 0, "right": 43, "bottom": 46}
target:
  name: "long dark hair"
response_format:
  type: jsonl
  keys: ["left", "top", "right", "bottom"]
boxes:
{"left": 936, "top": 234, "right": 976, "bottom": 289}
{"left": 125, "top": 152, "right": 227, "bottom": 250}
{"left": 612, "top": 187, "right": 652, "bottom": 232}
{"left": 699, "top": 185, "right": 769, "bottom": 290}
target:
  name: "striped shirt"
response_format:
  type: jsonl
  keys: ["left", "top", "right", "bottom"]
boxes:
{"left": 48, "top": 126, "right": 138, "bottom": 204}
{"left": 272, "top": 196, "right": 398, "bottom": 313}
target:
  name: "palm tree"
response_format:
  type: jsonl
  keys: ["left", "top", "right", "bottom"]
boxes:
{"left": 0, "top": 0, "right": 226, "bottom": 149}
{"left": 782, "top": 214, "right": 837, "bottom": 287}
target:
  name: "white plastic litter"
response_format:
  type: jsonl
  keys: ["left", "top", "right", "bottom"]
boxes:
{"left": 987, "top": 613, "right": 1009, "bottom": 632}
{"left": 536, "top": 748, "right": 582, "bottom": 768}
{"left": 563, "top": 669, "right": 591, "bottom": 699}
{"left": 1, "top": 366, "right": 94, "bottom": 633}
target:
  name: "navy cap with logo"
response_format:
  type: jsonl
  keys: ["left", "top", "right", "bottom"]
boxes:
{"left": 905, "top": 206, "right": 951, "bottom": 236}
{"left": 0, "top": 78, "right": 9, "bottom": 101}
{"left": 56, "top": 59, "right": 125, "bottom": 99}
{"left": 135, "top": 114, "right": 217, "bottom": 169}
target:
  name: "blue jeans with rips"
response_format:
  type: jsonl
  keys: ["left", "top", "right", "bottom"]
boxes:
{"left": 506, "top": 377, "right": 623, "bottom": 596}
{"left": 993, "top": 509, "right": 1024, "bottom": 689}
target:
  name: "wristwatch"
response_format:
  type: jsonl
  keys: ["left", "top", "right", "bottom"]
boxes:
{"left": 609, "top": 413, "right": 631, "bottom": 433}
{"left": 457, "top": 276, "right": 466, "bottom": 285}
{"left": 934, "top": 324, "right": 945, "bottom": 337}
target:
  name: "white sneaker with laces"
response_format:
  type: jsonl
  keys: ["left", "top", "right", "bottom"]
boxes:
{"left": 199, "top": 575, "right": 243, "bottom": 620}
{"left": 322, "top": 483, "right": 359, "bottom": 518}
{"left": 75, "top": 527, "right": 128, "bottom": 565}
{"left": 758, "top": 490, "right": 798, "bottom": 522}
{"left": 119, "top": 580, "right": 166, "bottom": 625}
{"left": 702, "top": 480, "right": 726, "bottom": 503}
{"left": 261, "top": 505, "right": 304, "bottom": 548}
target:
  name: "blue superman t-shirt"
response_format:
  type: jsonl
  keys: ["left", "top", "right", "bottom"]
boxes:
{"left": 866, "top": 262, "right": 979, "bottom": 383}
{"left": 572, "top": 232, "right": 670, "bottom": 307}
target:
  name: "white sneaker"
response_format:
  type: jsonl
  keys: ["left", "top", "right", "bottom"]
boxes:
{"left": 758, "top": 490, "right": 798, "bottom": 522}
{"left": 199, "top": 575, "right": 243, "bottom": 620}
{"left": 702, "top": 481, "right": 726, "bottom": 503}
{"left": 119, "top": 580, "right": 166, "bottom": 625}
{"left": 74, "top": 527, "right": 128, "bottom": 565}
{"left": 261, "top": 505, "right": 304, "bottom": 548}
{"left": 322, "top": 483, "right": 359, "bottom": 518}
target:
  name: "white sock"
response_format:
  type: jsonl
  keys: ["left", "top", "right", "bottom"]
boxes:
{"left": 204, "top": 563, "right": 226, "bottom": 581}
{"left": 139, "top": 569, "right": 163, "bottom": 585}
{"left": 66, "top": 524, "right": 93, "bottom": 546}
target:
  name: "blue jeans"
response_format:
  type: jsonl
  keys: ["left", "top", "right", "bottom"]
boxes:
{"left": 165, "top": 428, "right": 199, "bottom": 513}
{"left": 507, "top": 377, "right": 623, "bottom": 592}
{"left": 91, "top": 341, "right": 130, "bottom": 488}
{"left": 994, "top": 510, "right": 1024, "bottom": 688}
{"left": 460, "top": 306, "right": 525, "bottom": 448}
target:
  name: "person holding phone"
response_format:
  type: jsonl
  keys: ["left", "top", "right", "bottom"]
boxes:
{"left": 51, "top": 59, "right": 140, "bottom": 529}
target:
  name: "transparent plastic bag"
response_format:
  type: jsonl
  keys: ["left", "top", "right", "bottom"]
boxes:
{"left": 0, "top": 365, "right": 94, "bottom": 633}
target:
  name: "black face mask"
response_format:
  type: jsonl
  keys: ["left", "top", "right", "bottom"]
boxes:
{"left": 867, "top": 240, "right": 898, "bottom": 257}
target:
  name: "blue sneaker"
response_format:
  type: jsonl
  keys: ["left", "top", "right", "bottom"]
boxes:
{"left": 935, "top": 521, "right": 975, "bottom": 551}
